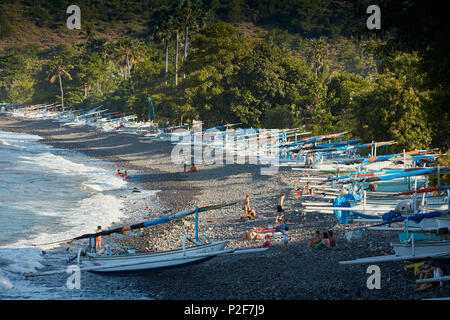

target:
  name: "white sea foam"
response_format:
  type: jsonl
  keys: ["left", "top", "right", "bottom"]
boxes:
{"left": 0, "top": 130, "right": 159, "bottom": 299}
{"left": 0, "top": 273, "right": 14, "bottom": 291}
{"left": 0, "top": 131, "right": 42, "bottom": 143}
{"left": 20, "top": 152, "right": 127, "bottom": 192}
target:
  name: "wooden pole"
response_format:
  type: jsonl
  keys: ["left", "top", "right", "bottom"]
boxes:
{"left": 195, "top": 206, "right": 199, "bottom": 243}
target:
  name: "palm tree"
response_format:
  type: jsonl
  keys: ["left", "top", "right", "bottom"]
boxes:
{"left": 48, "top": 56, "right": 73, "bottom": 108}
{"left": 115, "top": 38, "right": 146, "bottom": 93}
{"left": 305, "top": 37, "right": 329, "bottom": 78}
{"left": 174, "top": 20, "right": 182, "bottom": 87}
{"left": 178, "top": 0, "right": 205, "bottom": 79}
{"left": 150, "top": 6, "right": 175, "bottom": 86}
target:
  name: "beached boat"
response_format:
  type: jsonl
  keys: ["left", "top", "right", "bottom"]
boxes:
{"left": 391, "top": 238, "right": 450, "bottom": 256}
{"left": 77, "top": 239, "right": 233, "bottom": 275}
{"left": 437, "top": 216, "right": 450, "bottom": 230}
{"left": 26, "top": 201, "right": 267, "bottom": 277}
{"left": 340, "top": 232, "right": 450, "bottom": 265}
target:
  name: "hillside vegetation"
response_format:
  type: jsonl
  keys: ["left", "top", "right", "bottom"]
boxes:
{"left": 0, "top": 0, "right": 448, "bottom": 152}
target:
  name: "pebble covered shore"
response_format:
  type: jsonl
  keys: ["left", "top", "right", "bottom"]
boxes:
{"left": 1, "top": 114, "right": 448, "bottom": 300}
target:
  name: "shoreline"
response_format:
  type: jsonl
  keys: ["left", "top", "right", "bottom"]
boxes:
{"left": 0, "top": 113, "right": 448, "bottom": 300}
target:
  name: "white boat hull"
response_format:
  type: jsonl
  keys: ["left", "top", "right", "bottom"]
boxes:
{"left": 437, "top": 217, "right": 450, "bottom": 230}
{"left": 391, "top": 240, "right": 450, "bottom": 256}
{"left": 79, "top": 241, "right": 229, "bottom": 274}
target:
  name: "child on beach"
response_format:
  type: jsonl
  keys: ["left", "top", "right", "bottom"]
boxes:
{"left": 310, "top": 232, "right": 331, "bottom": 250}
{"left": 307, "top": 230, "right": 322, "bottom": 249}
{"left": 96, "top": 226, "right": 102, "bottom": 252}
{"left": 328, "top": 230, "right": 336, "bottom": 247}
{"left": 320, "top": 232, "right": 331, "bottom": 248}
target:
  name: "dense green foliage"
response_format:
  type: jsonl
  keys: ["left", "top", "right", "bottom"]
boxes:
{"left": 0, "top": 0, "right": 448, "bottom": 152}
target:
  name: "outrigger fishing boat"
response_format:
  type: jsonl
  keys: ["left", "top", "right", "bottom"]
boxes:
{"left": 27, "top": 202, "right": 267, "bottom": 276}
{"left": 339, "top": 209, "right": 450, "bottom": 265}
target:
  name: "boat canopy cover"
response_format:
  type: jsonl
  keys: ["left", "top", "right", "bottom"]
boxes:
{"left": 333, "top": 193, "right": 361, "bottom": 224}
{"left": 380, "top": 210, "right": 447, "bottom": 226}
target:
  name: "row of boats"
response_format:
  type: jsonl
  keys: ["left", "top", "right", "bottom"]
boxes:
{"left": 2, "top": 103, "right": 436, "bottom": 172}
{"left": 295, "top": 146, "right": 449, "bottom": 295}
{"left": 0, "top": 103, "right": 154, "bottom": 133}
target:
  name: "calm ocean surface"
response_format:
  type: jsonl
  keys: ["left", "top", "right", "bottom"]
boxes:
{"left": 0, "top": 130, "right": 152, "bottom": 299}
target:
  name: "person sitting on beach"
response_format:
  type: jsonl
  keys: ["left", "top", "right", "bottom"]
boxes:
{"left": 241, "top": 195, "right": 256, "bottom": 220}
{"left": 414, "top": 258, "right": 445, "bottom": 292}
{"left": 241, "top": 195, "right": 250, "bottom": 218}
{"left": 243, "top": 230, "right": 267, "bottom": 241}
{"left": 304, "top": 182, "right": 314, "bottom": 195}
{"left": 116, "top": 169, "right": 121, "bottom": 177}
{"left": 275, "top": 194, "right": 286, "bottom": 224}
{"left": 122, "top": 171, "right": 128, "bottom": 179}
{"left": 320, "top": 232, "right": 331, "bottom": 248}
{"left": 189, "top": 163, "right": 198, "bottom": 173}
{"left": 242, "top": 229, "right": 252, "bottom": 240}
{"left": 307, "top": 230, "right": 322, "bottom": 249}
{"left": 96, "top": 226, "right": 102, "bottom": 252}
{"left": 310, "top": 232, "right": 331, "bottom": 250}
{"left": 328, "top": 230, "right": 336, "bottom": 247}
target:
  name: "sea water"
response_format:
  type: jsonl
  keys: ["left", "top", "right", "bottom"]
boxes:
{"left": 0, "top": 131, "right": 155, "bottom": 299}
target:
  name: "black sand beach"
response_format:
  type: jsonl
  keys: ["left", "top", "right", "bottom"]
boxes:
{"left": 1, "top": 113, "right": 448, "bottom": 300}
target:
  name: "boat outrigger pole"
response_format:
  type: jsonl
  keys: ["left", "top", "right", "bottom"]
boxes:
{"left": 31, "top": 201, "right": 238, "bottom": 247}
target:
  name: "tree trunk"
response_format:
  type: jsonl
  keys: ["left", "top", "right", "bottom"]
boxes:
{"left": 165, "top": 38, "right": 169, "bottom": 86}
{"left": 183, "top": 25, "right": 188, "bottom": 79}
{"left": 126, "top": 55, "right": 131, "bottom": 78}
{"left": 97, "top": 80, "right": 102, "bottom": 95}
{"left": 175, "top": 31, "right": 179, "bottom": 87}
{"left": 58, "top": 74, "right": 64, "bottom": 108}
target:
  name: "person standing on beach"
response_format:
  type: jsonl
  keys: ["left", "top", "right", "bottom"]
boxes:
{"left": 96, "top": 226, "right": 102, "bottom": 252}
{"left": 275, "top": 194, "right": 286, "bottom": 224}
{"left": 181, "top": 151, "right": 188, "bottom": 172}
{"left": 305, "top": 153, "right": 313, "bottom": 168}
{"left": 304, "top": 182, "right": 314, "bottom": 195}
